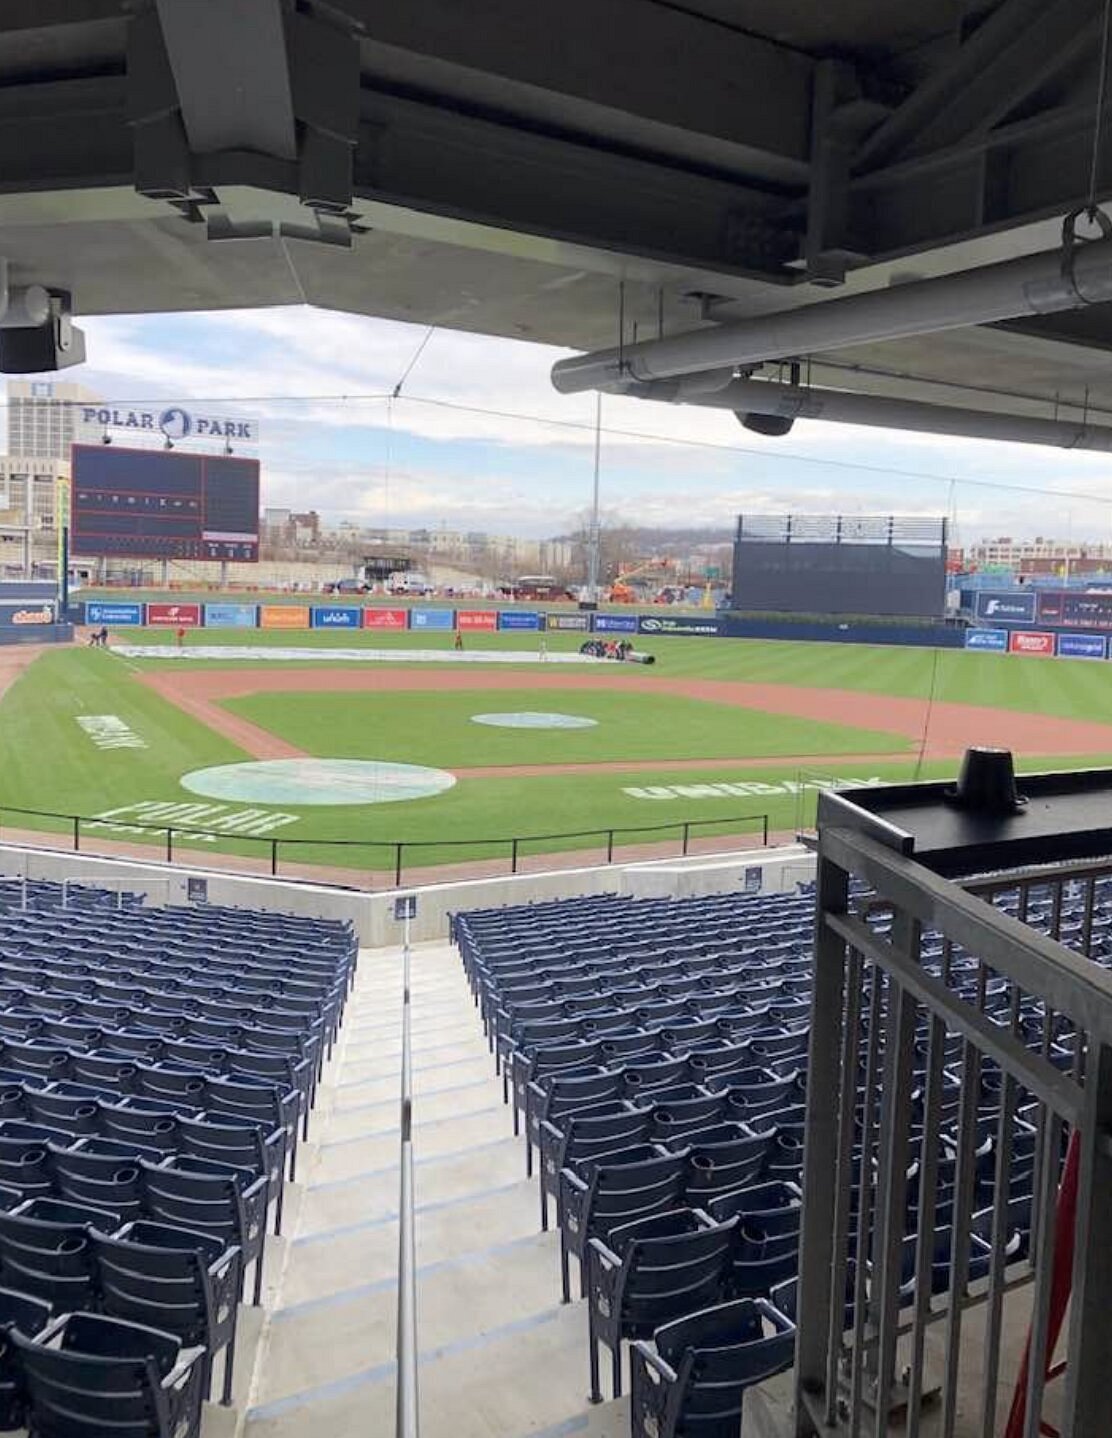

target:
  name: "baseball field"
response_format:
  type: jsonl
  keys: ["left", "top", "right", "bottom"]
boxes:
{"left": 4, "top": 623, "right": 1112, "bottom": 882}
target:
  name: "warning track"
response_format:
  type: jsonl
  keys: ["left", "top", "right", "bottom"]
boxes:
{"left": 136, "top": 666, "right": 1112, "bottom": 777}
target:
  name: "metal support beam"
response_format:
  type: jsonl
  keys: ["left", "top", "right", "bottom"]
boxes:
{"left": 803, "top": 60, "right": 858, "bottom": 287}
{"left": 856, "top": 0, "right": 1102, "bottom": 171}
{"left": 134, "top": 3, "right": 360, "bottom": 227}
{"left": 155, "top": 0, "right": 297, "bottom": 159}
{"left": 323, "top": 0, "right": 814, "bottom": 187}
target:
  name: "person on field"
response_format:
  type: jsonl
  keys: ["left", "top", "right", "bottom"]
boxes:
{"left": 176, "top": 625, "right": 186, "bottom": 648}
{"left": 538, "top": 636, "right": 548, "bottom": 662}
{"left": 98, "top": 626, "right": 109, "bottom": 648}
{"left": 454, "top": 630, "right": 464, "bottom": 651}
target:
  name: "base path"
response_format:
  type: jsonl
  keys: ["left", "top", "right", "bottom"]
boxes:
{"left": 137, "top": 665, "right": 1112, "bottom": 772}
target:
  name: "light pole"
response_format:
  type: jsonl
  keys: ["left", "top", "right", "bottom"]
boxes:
{"left": 587, "top": 393, "right": 602, "bottom": 601}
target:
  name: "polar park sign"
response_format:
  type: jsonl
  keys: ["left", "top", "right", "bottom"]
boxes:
{"left": 78, "top": 404, "right": 257, "bottom": 444}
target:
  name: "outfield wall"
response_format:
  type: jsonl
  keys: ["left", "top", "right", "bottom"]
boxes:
{"left": 964, "top": 626, "right": 1112, "bottom": 660}
{"left": 76, "top": 599, "right": 725, "bottom": 637}
{"left": 77, "top": 599, "right": 973, "bottom": 649}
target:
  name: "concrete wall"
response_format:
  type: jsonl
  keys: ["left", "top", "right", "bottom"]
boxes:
{"left": 620, "top": 845, "right": 815, "bottom": 899}
{"left": 0, "top": 841, "right": 816, "bottom": 948}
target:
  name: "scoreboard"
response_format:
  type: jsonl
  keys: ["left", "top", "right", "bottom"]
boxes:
{"left": 70, "top": 445, "right": 260, "bottom": 562}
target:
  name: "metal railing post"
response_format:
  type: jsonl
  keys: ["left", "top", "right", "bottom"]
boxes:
{"left": 762, "top": 811, "right": 768, "bottom": 844}
{"left": 165, "top": 827, "right": 173, "bottom": 863}
{"left": 72, "top": 815, "right": 79, "bottom": 852}
{"left": 606, "top": 829, "right": 614, "bottom": 863}
{"left": 395, "top": 843, "right": 403, "bottom": 888}
{"left": 271, "top": 839, "right": 278, "bottom": 876}
{"left": 793, "top": 853, "right": 849, "bottom": 1437}
{"left": 396, "top": 912, "right": 419, "bottom": 1437}
{"left": 511, "top": 837, "right": 518, "bottom": 875}
{"left": 681, "top": 821, "right": 690, "bottom": 856}
{"left": 1062, "top": 1039, "right": 1112, "bottom": 1432}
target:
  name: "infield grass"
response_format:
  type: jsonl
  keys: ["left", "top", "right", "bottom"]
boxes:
{"left": 221, "top": 688, "right": 910, "bottom": 766}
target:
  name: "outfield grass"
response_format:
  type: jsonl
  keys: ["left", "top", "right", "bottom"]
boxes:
{"left": 119, "top": 625, "right": 1112, "bottom": 725}
{"left": 4, "top": 636, "right": 1112, "bottom": 873}
{"left": 222, "top": 688, "right": 910, "bottom": 765}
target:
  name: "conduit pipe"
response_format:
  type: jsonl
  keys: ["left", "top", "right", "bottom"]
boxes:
{"left": 627, "top": 375, "right": 1112, "bottom": 451}
{"left": 551, "top": 238, "right": 1112, "bottom": 394}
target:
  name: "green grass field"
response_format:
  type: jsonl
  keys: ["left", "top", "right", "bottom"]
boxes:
{"left": 221, "top": 688, "right": 909, "bottom": 766}
{"left": 3, "top": 630, "right": 1112, "bottom": 874}
{"left": 117, "top": 624, "right": 1112, "bottom": 720}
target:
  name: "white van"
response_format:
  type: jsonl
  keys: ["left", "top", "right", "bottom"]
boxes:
{"left": 388, "top": 571, "right": 432, "bottom": 595}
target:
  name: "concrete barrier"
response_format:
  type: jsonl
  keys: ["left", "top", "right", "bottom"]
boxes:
{"left": 0, "top": 840, "right": 817, "bottom": 948}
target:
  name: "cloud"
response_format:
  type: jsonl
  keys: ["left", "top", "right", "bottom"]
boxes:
{"left": 13, "top": 304, "right": 1112, "bottom": 541}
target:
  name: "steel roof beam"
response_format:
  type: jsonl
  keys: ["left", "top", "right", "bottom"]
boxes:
{"left": 856, "top": 0, "right": 1103, "bottom": 172}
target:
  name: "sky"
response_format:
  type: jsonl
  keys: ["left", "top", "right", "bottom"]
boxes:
{"left": 33, "top": 305, "right": 1112, "bottom": 545}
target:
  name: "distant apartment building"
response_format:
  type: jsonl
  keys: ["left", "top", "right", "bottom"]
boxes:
{"left": 261, "top": 508, "right": 320, "bottom": 549}
{"left": 7, "top": 379, "right": 102, "bottom": 462}
{"left": 969, "top": 536, "right": 1112, "bottom": 574}
{"left": 0, "top": 455, "right": 70, "bottom": 575}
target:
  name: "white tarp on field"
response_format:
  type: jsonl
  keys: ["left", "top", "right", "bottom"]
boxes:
{"left": 112, "top": 646, "right": 604, "bottom": 664}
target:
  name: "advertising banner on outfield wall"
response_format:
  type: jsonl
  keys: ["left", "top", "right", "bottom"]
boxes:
{"left": 593, "top": 613, "right": 639, "bottom": 634}
{"left": 0, "top": 602, "right": 54, "bottom": 628}
{"left": 203, "top": 602, "right": 257, "bottom": 628}
{"left": 546, "top": 613, "right": 591, "bottom": 631}
{"left": 83, "top": 601, "right": 143, "bottom": 626}
{"left": 146, "top": 602, "right": 201, "bottom": 627}
{"left": 456, "top": 609, "right": 498, "bottom": 631}
{"left": 497, "top": 610, "right": 543, "bottom": 631}
{"left": 1038, "top": 590, "right": 1112, "bottom": 629}
{"left": 638, "top": 614, "right": 724, "bottom": 636}
{"left": 362, "top": 608, "right": 408, "bottom": 630}
{"left": 310, "top": 606, "right": 360, "bottom": 629}
{"left": 1058, "top": 632, "right": 1107, "bottom": 659}
{"left": 964, "top": 628, "right": 1008, "bottom": 651}
{"left": 1008, "top": 630, "right": 1055, "bottom": 656}
{"left": 259, "top": 605, "right": 310, "bottom": 630}
{"left": 410, "top": 607, "right": 454, "bottom": 631}
{"left": 975, "top": 590, "right": 1038, "bottom": 623}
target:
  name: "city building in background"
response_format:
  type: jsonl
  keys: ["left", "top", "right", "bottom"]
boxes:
{"left": 6, "top": 380, "right": 101, "bottom": 462}
{"left": 966, "top": 535, "right": 1112, "bottom": 576}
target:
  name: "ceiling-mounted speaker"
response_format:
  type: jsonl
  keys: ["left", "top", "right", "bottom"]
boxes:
{"left": 0, "top": 290, "right": 85, "bottom": 373}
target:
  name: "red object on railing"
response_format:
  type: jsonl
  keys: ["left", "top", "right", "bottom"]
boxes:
{"left": 1003, "top": 1129, "right": 1080, "bottom": 1438}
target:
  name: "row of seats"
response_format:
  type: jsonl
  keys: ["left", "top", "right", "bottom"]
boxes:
{"left": 457, "top": 885, "right": 1056, "bottom": 1437}
{"left": 0, "top": 880, "right": 356, "bottom": 1434}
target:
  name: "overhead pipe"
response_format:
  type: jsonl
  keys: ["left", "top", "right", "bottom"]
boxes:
{"left": 550, "top": 236, "right": 1112, "bottom": 394}
{"left": 625, "top": 374, "right": 1112, "bottom": 451}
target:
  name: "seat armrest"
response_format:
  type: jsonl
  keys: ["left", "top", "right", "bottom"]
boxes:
{"left": 560, "top": 1167, "right": 587, "bottom": 1195}
{"left": 630, "top": 1340, "right": 678, "bottom": 1384}
{"left": 164, "top": 1342, "right": 206, "bottom": 1391}
{"left": 586, "top": 1235, "right": 622, "bottom": 1271}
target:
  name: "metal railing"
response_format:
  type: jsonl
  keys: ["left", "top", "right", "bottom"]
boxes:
{"left": 396, "top": 904, "right": 419, "bottom": 1438}
{"left": 0, "top": 804, "right": 770, "bottom": 887}
{"left": 795, "top": 815, "right": 1112, "bottom": 1436}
